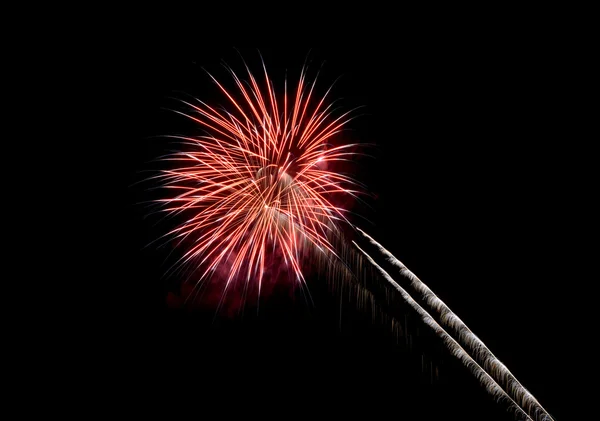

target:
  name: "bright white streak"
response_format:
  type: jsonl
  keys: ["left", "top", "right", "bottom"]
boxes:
{"left": 356, "top": 227, "right": 554, "bottom": 421}
{"left": 353, "top": 241, "right": 533, "bottom": 421}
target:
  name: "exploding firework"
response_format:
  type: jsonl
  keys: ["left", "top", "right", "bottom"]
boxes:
{"left": 146, "top": 54, "right": 555, "bottom": 420}
{"left": 153, "top": 58, "right": 364, "bottom": 305}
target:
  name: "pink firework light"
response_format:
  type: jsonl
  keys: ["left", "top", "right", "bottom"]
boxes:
{"left": 154, "top": 59, "right": 366, "bottom": 308}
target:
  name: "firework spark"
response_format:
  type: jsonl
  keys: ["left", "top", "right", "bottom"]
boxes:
{"left": 154, "top": 60, "right": 364, "bottom": 304}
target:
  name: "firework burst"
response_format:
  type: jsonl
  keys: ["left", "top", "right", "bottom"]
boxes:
{"left": 154, "top": 59, "right": 364, "bottom": 305}
{"left": 143, "top": 53, "right": 555, "bottom": 420}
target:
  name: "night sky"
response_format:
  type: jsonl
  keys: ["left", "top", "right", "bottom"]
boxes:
{"left": 119, "top": 46, "right": 571, "bottom": 419}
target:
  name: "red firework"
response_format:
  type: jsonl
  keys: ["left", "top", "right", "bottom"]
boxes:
{"left": 155, "top": 60, "right": 363, "bottom": 304}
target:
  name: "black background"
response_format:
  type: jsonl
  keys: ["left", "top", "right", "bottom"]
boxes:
{"left": 116, "top": 44, "right": 575, "bottom": 419}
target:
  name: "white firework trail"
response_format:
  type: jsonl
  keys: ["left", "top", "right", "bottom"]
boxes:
{"left": 356, "top": 227, "right": 554, "bottom": 421}
{"left": 353, "top": 241, "right": 534, "bottom": 421}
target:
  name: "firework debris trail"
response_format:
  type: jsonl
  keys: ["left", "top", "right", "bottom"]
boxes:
{"left": 353, "top": 241, "right": 534, "bottom": 421}
{"left": 355, "top": 227, "right": 554, "bottom": 421}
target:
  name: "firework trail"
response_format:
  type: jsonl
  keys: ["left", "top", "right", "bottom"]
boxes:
{"left": 354, "top": 241, "right": 534, "bottom": 421}
{"left": 355, "top": 228, "right": 554, "bottom": 421}
{"left": 153, "top": 58, "right": 364, "bottom": 306}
